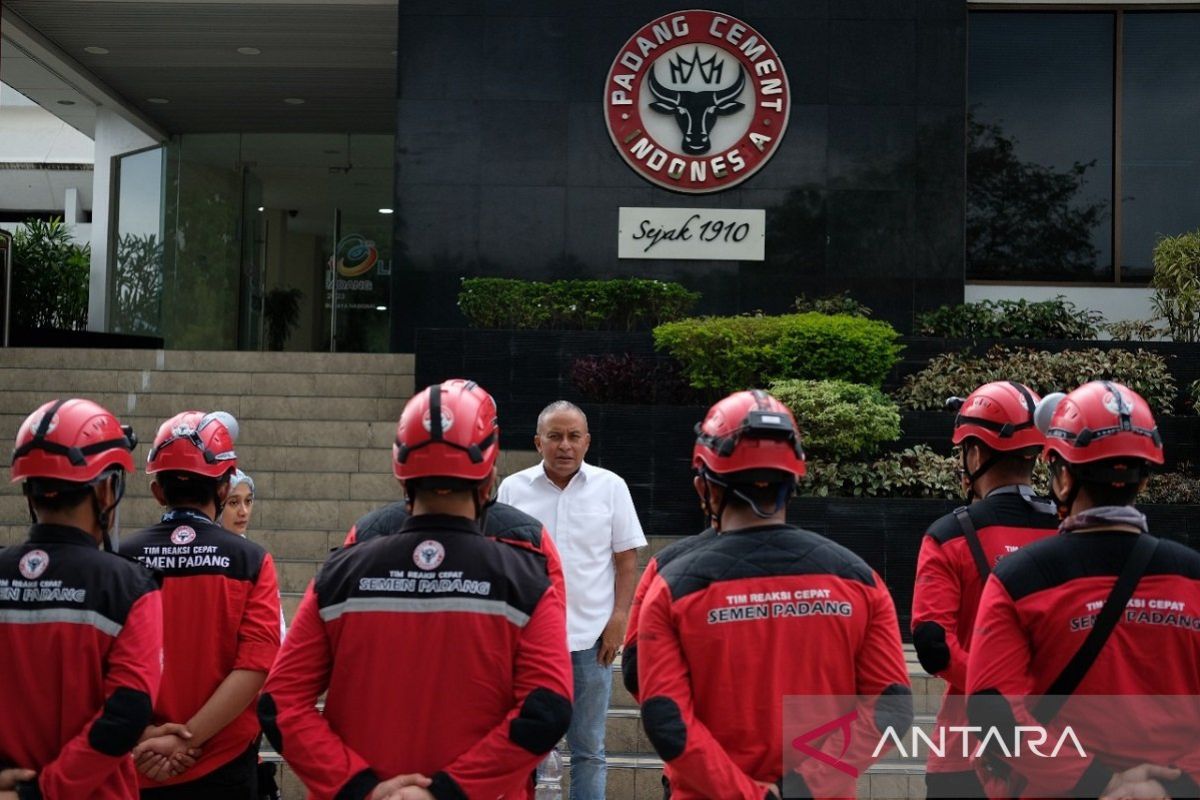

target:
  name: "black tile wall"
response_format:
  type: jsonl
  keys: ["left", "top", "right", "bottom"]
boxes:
{"left": 394, "top": 1, "right": 967, "bottom": 348}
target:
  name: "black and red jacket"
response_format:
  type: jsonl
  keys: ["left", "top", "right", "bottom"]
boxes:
{"left": 122, "top": 508, "right": 280, "bottom": 787}
{"left": 0, "top": 524, "right": 162, "bottom": 800}
{"left": 343, "top": 500, "right": 566, "bottom": 606}
{"left": 911, "top": 486, "right": 1058, "bottom": 773}
{"left": 637, "top": 524, "right": 912, "bottom": 800}
{"left": 967, "top": 527, "right": 1200, "bottom": 797}
{"left": 259, "top": 513, "right": 573, "bottom": 800}
{"left": 622, "top": 528, "right": 716, "bottom": 702}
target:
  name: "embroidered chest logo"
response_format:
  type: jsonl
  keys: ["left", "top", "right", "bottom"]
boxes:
{"left": 413, "top": 540, "right": 446, "bottom": 571}
{"left": 19, "top": 549, "right": 50, "bottom": 580}
{"left": 171, "top": 526, "right": 197, "bottom": 545}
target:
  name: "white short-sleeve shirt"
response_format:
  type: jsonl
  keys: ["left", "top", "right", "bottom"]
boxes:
{"left": 498, "top": 460, "right": 646, "bottom": 651}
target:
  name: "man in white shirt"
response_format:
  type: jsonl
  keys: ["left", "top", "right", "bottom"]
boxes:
{"left": 498, "top": 400, "right": 646, "bottom": 800}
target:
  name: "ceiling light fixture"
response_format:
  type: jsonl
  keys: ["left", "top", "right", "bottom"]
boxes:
{"left": 378, "top": 208, "right": 394, "bottom": 215}
{"left": 257, "top": 206, "right": 265, "bottom": 212}
{"left": 84, "top": 46, "right": 109, "bottom": 55}
{"left": 283, "top": 97, "right": 305, "bottom": 105}
{"left": 236, "top": 47, "right": 261, "bottom": 55}
{"left": 147, "top": 97, "right": 169, "bottom": 104}
{"left": 375, "top": 306, "right": 388, "bottom": 312}
{"left": 57, "top": 100, "right": 76, "bottom": 106}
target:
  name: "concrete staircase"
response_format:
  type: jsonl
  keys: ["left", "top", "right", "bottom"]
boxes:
{"left": 0, "top": 348, "right": 419, "bottom": 616}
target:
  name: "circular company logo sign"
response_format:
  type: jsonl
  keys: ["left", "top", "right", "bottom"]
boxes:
{"left": 335, "top": 235, "right": 379, "bottom": 278}
{"left": 170, "top": 526, "right": 197, "bottom": 545}
{"left": 19, "top": 549, "right": 50, "bottom": 580}
{"left": 604, "top": 10, "right": 790, "bottom": 193}
{"left": 413, "top": 539, "right": 446, "bottom": 571}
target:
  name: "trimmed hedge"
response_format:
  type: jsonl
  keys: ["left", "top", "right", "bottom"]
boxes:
{"left": 916, "top": 296, "right": 1104, "bottom": 340}
{"left": 801, "top": 445, "right": 961, "bottom": 499}
{"left": 653, "top": 313, "right": 902, "bottom": 393}
{"left": 793, "top": 291, "right": 872, "bottom": 318}
{"left": 897, "top": 345, "right": 1177, "bottom": 415}
{"left": 457, "top": 278, "right": 699, "bottom": 331}
{"left": 769, "top": 379, "right": 900, "bottom": 459}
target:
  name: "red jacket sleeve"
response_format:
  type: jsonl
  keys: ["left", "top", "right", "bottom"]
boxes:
{"left": 236, "top": 553, "right": 282, "bottom": 672}
{"left": 858, "top": 574, "right": 911, "bottom": 697}
{"left": 966, "top": 576, "right": 1106, "bottom": 797}
{"left": 912, "top": 535, "right": 970, "bottom": 687}
{"left": 39, "top": 589, "right": 163, "bottom": 799}
{"left": 621, "top": 556, "right": 659, "bottom": 703}
{"left": 539, "top": 529, "right": 566, "bottom": 612}
{"left": 492, "top": 526, "right": 566, "bottom": 614}
{"left": 637, "top": 576, "right": 766, "bottom": 800}
{"left": 259, "top": 583, "right": 378, "bottom": 800}
{"left": 432, "top": 584, "right": 573, "bottom": 800}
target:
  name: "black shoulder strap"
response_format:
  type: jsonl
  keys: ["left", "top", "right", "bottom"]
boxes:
{"left": 1033, "top": 534, "right": 1159, "bottom": 724}
{"left": 954, "top": 506, "right": 991, "bottom": 582}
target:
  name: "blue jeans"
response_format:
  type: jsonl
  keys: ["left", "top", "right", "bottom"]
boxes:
{"left": 568, "top": 641, "right": 612, "bottom": 800}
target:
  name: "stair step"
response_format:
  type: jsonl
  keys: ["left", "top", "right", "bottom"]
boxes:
{"left": 0, "top": 347, "right": 413, "bottom": 375}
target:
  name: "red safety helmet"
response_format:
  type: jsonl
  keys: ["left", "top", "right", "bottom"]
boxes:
{"left": 1042, "top": 381, "right": 1164, "bottom": 468}
{"left": 146, "top": 411, "right": 238, "bottom": 478}
{"left": 11, "top": 398, "right": 136, "bottom": 484}
{"left": 394, "top": 379, "right": 499, "bottom": 482}
{"left": 950, "top": 381, "right": 1044, "bottom": 452}
{"left": 693, "top": 390, "right": 806, "bottom": 479}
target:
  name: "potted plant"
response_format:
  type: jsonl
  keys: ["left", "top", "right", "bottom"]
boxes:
{"left": 263, "top": 287, "right": 303, "bottom": 351}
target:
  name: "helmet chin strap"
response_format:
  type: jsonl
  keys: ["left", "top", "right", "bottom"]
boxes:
{"left": 961, "top": 445, "right": 1004, "bottom": 502}
{"left": 95, "top": 472, "right": 126, "bottom": 553}
{"left": 1048, "top": 462, "right": 1081, "bottom": 521}
{"left": 700, "top": 469, "right": 792, "bottom": 530}
{"left": 729, "top": 480, "right": 793, "bottom": 519}
{"left": 698, "top": 474, "right": 727, "bottom": 532}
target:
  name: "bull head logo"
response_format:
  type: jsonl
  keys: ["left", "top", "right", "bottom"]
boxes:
{"left": 648, "top": 49, "right": 746, "bottom": 155}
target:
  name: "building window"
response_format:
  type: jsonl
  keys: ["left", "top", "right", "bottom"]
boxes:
{"left": 967, "top": 9, "right": 1200, "bottom": 284}
{"left": 1121, "top": 13, "right": 1200, "bottom": 281}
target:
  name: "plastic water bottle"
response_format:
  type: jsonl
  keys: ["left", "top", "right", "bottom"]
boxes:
{"left": 534, "top": 749, "right": 563, "bottom": 800}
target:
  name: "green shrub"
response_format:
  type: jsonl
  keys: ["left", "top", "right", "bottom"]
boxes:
{"left": 653, "top": 313, "right": 902, "bottom": 393}
{"left": 897, "top": 345, "right": 1177, "bottom": 415}
{"left": 793, "top": 291, "right": 872, "bottom": 317}
{"left": 1104, "top": 319, "right": 1164, "bottom": 342}
{"left": 801, "top": 446, "right": 962, "bottom": 499}
{"left": 11, "top": 218, "right": 89, "bottom": 331}
{"left": 1151, "top": 230, "right": 1200, "bottom": 343}
{"left": 1142, "top": 468, "right": 1200, "bottom": 504}
{"left": 916, "top": 296, "right": 1104, "bottom": 340}
{"left": 457, "top": 278, "right": 699, "bottom": 331}
{"left": 769, "top": 379, "right": 900, "bottom": 459}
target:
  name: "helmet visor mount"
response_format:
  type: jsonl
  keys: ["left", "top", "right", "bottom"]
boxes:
{"left": 695, "top": 408, "right": 805, "bottom": 463}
